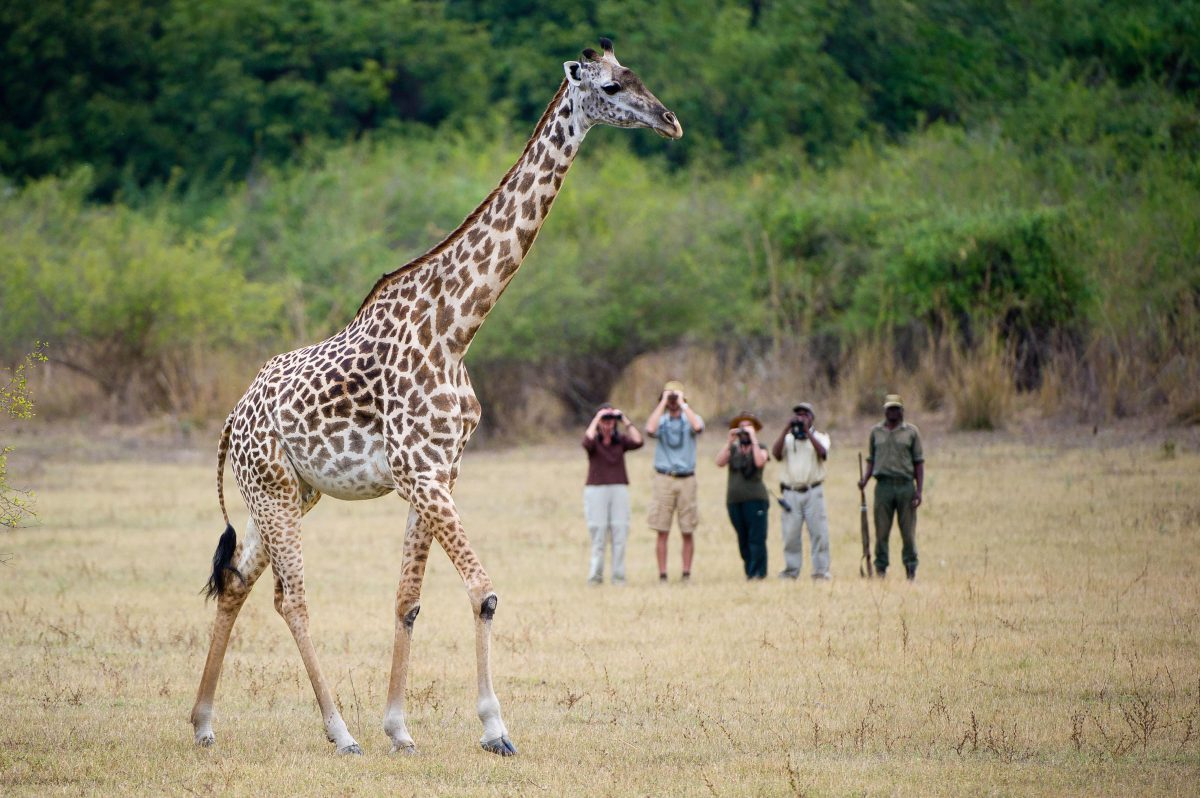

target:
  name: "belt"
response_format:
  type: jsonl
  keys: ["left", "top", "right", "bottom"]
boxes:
{"left": 781, "top": 480, "right": 822, "bottom": 493}
{"left": 656, "top": 468, "right": 694, "bottom": 478}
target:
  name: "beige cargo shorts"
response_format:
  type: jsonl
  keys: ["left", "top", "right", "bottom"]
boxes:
{"left": 647, "top": 472, "right": 699, "bottom": 535}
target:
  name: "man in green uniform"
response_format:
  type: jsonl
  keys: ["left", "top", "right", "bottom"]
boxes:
{"left": 857, "top": 394, "right": 925, "bottom": 580}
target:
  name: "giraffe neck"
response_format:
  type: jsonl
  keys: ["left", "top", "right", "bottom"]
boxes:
{"left": 357, "top": 80, "right": 587, "bottom": 357}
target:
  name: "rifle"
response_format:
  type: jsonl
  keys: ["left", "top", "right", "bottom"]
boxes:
{"left": 858, "top": 452, "right": 873, "bottom": 578}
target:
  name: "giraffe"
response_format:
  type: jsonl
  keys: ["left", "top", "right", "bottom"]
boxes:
{"left": 190, "top": 38, "right": 681, "bottom": 757}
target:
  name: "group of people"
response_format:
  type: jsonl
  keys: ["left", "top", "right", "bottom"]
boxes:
{"left": 582, "top": 381, "right": 925, "bottom": 585}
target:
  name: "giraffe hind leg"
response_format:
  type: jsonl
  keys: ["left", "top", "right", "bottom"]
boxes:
{"left": 261, "top": 503, "right": 362, "bottom": 755}
{"left": 192, "top": 476, "right": 342, "bottom": 750}
{"left": 191, "top": 518, "right": 270, "bottom": 746}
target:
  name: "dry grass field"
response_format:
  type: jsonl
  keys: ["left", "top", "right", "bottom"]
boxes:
{"left": 1, "top": 421, "right": 1198, "bottom": 796}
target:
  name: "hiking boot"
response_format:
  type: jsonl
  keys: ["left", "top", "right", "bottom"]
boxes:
{"left": 905, "top": 565, "right": 917, "bottom": 581}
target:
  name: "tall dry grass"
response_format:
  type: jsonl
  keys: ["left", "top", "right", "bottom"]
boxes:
{"left": 25, "top": 347, "right": 268, "bottom": 426}
{"left": 605, "top": 320, "right": 1197, "bottom": 439}
{"left": 1, "top": 425, "right": 1198, "bottom": 796}
{"left": 19, "top": 311, "right": 1198, "bottom": 440}
{"left": 947, "top": 331, "right": 1016, "bottom": 431}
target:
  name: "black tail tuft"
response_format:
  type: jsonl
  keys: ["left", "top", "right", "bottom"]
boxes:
{"left": 203, "top": 524, "right": 240, "bottom": 600}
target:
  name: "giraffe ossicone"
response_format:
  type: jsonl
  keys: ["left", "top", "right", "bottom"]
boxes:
{"left": 189, "top": 38, "right": 681, "bottom": 757}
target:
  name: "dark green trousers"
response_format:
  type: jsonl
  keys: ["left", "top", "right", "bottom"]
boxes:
{"left": 727, "top": 500, "right": 769, "bottom": 579}
{"left": 873, "top": 477, "right": 917, "bottom": 573}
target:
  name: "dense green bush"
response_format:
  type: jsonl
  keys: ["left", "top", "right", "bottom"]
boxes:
{"left": 0, "top": 170, "right": 286, "bottom": 408}
{"left": 755, "top": 190, "right": 883, "bottom": 340}
{"left": 863, "top": 207, "right": 1089, "bottom": 337}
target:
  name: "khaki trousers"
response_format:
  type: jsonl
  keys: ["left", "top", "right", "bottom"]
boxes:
{"left": 780, "top": 485, "right": 830, "bottom": 578}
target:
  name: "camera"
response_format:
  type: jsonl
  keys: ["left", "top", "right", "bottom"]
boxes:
{"left": 790, "top": 419, "right": 807, "bottom": 440}
{"left": 737, "top": 430, "right": 751, "bottom": 445}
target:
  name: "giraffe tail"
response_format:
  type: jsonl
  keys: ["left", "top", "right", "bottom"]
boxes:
{"left": 204, "top": 413, "right": 241, "bottom": 600}
{"left": 215, "top": 411, "right": 234, "bottom": 528}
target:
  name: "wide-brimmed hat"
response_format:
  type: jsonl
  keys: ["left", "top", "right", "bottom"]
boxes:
{"left": 792, "top": 402, "right": 815, "bottom": 418}
{"left": 728, "top": 411, "right": 762, "bottom": 431}
{"left": 883, "top": 394, "right": 904, "bottom": 409}
{"left": 663, "top": 380, "right": 685, "bottom": 394}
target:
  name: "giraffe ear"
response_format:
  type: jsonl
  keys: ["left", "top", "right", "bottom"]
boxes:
{"left": 563, "top": 60, "right": 582, "bottom": 85}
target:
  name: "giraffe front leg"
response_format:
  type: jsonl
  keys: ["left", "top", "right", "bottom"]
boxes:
{"left": 383, "top": 510, "right": 429, "bottom": 754}
{"left": 474, "top": 591, "right": 516, "bottom": 756}
{"left": 408, "top": 478, "right": 516, "bottom": 756}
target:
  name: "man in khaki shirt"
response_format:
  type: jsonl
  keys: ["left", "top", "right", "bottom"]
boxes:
{"left": 771, "top": 402, "right": 832, "bottom": 580}
{"left": 857, "top": 394, "right": 925, "bottom": 580}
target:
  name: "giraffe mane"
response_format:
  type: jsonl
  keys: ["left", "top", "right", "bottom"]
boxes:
{"left": 354, "top": 79, "right": 572, "bottom": 319}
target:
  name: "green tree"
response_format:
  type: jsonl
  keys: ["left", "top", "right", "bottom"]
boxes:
{"left": 1, "top": 0, "right": 491, "bottom": 195}
{"left": 0, "top": 0, "right": 168, "bottom": 195}
{"left": 152, "top": 0, "right": 490, "bottom": 187}
{"left": 822, "top": 0, "right": 1033, "bottom": 136}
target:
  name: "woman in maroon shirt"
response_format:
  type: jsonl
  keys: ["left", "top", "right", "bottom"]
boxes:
{"left": 582, "top": 403, "right": 644, "bottom": 584}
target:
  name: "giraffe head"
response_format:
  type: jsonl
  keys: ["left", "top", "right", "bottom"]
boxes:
{"left": 563, "top": 38, "right": 683, "bottom": 139}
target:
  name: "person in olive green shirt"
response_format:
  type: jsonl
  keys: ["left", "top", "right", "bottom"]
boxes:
{"left": 715, "top": 412, "right": 770, "bottom": 579}
{"left": 857, "top": 394, "right": 925, "bottom": 580}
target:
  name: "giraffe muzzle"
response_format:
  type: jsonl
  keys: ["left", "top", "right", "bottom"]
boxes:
{"left": 656, "top": 110, "right": 683, "bottom": 140}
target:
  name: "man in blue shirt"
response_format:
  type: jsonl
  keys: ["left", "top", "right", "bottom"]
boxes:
{"left": 645, "top": 380, "right": 705, "bottom": 581}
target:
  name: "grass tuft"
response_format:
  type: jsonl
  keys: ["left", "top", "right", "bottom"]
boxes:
{"left": 950, "top": 331, "right": 1015, "bottom": 431}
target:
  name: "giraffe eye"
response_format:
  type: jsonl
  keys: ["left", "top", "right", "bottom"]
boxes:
{"left": 601, "top": 82, "right": 621, "bottom": 96}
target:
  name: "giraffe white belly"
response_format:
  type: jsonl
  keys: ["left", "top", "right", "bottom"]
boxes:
{"left": 286, "top": 431, "right": 395, "bottom": 501}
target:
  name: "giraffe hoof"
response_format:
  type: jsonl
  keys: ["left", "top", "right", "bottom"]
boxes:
{"left": 195, "top": 731, "right": 215, "bottom": 747}
{"left": 337, "top": 742, "right": 364, "bottom": 756}
{"left": 390, "top": 741, "right": 418, "bottom": 755}
{"left": 481, "top": 735, "right": 518, "bottom": 756}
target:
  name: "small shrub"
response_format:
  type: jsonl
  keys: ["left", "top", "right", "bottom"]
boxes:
{"left": 1, "top": 345, "right": 47, "bottom": 528}
{"left": 857, "top": 206, "right": 1092, "bottom": 373}
{"left": 1158, "top": 354, "right": 1200, "bottom": 426}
